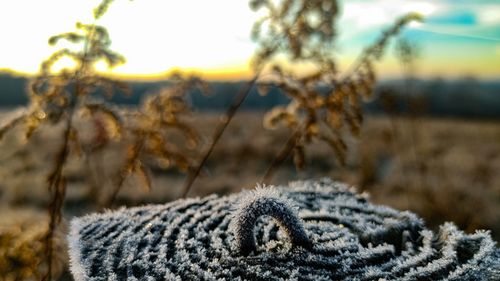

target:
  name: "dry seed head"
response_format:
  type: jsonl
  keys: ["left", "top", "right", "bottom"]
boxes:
{"left": 253, "top": 1, "right": 421, "bottom": 170}
{"left": 1, "top": 1, "right": 137, "bottom": 279}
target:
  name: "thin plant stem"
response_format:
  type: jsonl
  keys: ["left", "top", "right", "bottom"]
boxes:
{"left": 180, "top": 71, "right": 262, "bottom": 198}
{"left": 262, "top": 126, "right": 301, "bottom": 183}
{"left": 104, "top": 135, "right": 145, "bottom": 207}
{"left": 43, "top": 92, "right": 77, "bottom": 281}
{"left": 43, "top": 16, "right": 97, "bottom": 279}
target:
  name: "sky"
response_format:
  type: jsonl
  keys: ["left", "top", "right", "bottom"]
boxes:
{"left": 0, "top": 0, "right": 498, "bottom": 81}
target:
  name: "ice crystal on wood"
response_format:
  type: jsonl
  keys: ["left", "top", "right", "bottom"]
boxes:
{"left": 68, "top": 179, "right": 499, "bottom": 280}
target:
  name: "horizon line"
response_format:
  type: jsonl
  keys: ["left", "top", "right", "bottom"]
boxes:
{"left": 1, "top": 68, "right": 499, "bottom": 83}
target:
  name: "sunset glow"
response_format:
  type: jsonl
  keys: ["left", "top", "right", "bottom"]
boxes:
{"left": 0, "top": 0, "right": 499, "bottom": 80}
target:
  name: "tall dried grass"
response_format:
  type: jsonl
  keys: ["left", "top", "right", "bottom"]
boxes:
{"left": 252, "top": 1, "right": 421, "bottom": 181}
{"left": 0, "top": 1, "right": 203, "bottom": 279}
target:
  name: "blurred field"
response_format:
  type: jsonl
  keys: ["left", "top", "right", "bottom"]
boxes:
{"left": 2, "top": 109, "right": 499, "bottom": 230}
{"left": 1, "top": 109, "right": 499, "bottom": 279}
{"left": 1, "top": 109, "right": 499, "bottom": 238}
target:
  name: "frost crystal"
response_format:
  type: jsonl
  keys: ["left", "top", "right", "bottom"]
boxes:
{"left": 68, "top": 178, "right": 500, "bottom": 280}
{"left": 229, "top": 185, "right": 311, "bottom": 255}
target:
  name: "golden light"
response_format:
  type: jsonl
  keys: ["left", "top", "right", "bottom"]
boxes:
{"left": 0, "top": 0, "right": 259, "bottom": 80}
{"left": 1, "top": 0, "right": 498, "bottom": 80}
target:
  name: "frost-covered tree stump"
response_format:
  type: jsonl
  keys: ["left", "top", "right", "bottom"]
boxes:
{"left": 68, "top": 179, "right": 500, "bottom": 280}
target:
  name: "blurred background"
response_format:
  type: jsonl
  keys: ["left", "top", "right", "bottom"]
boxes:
{"left": 0, "top": 0, "right": 499, "bottom": 280}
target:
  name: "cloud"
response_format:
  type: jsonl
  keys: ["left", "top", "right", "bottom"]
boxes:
{"left": 412, "top": 3, "right": 500, "bottom": 43}
{"left": 338, "top": 0, "right": 500, "bottom": 46}
{"left": 338, "top": 0, "right": 440, "bottom": 40}
{"left": 476, "top": 8, "right": 500, "bottom": 25}
{"left": 339, "top": 0, "right": 500, "bottom": 33}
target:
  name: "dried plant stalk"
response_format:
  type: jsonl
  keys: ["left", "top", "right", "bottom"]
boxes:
{"left": 249, "top": 0, "right": 422, "bottom": 181}
{"left": 104, "top": 73, "right": 208, "bottom": 203}
{"left": 20, "top": 1, "right": 131, "bottom": 278}
{"left": 181, "top": 73, "right": 261, "bottom": 197}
